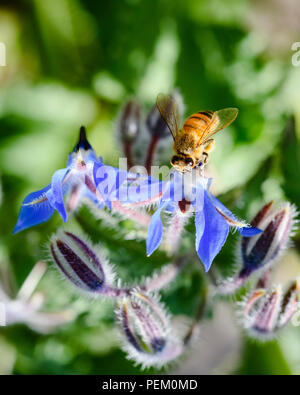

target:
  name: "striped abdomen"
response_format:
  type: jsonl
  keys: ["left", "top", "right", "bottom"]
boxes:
{"left": 182, "top": 111, "right": 214, "bottom": 134}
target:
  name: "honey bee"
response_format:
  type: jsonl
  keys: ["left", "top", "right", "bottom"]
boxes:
{"left": 156, "top": 93, "right": 238, "bottom": 173}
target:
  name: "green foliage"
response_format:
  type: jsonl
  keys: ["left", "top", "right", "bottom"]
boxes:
{"left": 237, "top": 339, "right": 292, "bottom": 375}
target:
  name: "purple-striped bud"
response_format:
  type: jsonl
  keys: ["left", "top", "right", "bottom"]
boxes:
{"left": 250, "top": 287, "right": 282, "bottom": 336}
{"left": 118, "top": 100, "right": 141, "bottom": 143}
{"left": 277, "top": 279, "right": 299, "bottom": 329}
{"left": 117, "top": 291, "right": 183, "bottom": 368}
{"left": 240, "top": 201, "right": 296, "bottom": 279}
{"left": 50, "top": 230, "right": 115, "bottom": 296}
{"left": 241, "top": 279, "right": 299, "bottom": 339}
{"left": 216, "top": 202, "right": 296, "bottom": 295}
{"left": 146, "top": 104, "right": 170, "bottom": 139}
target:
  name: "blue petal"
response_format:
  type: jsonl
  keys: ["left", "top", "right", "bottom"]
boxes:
{"left": 93, "top": 162, "right": 122, "bottom": 209}
{"left": 191, "top": 183, "right": 205, "bottom": 213}
{"left": 85, "top": 149, "right": 100, "bottom": 164}
{"left": 146, "top": 202, "right": 168, "bottom": 256}
{"left": 67, "top": 153, "right": 73, "bottom": 167}
{"left": 238, "top": 227, "right": 263, "bottom": 237}
{"left": 93, "top": 161, "right": 103, "bottom": 185}
{"left": 114, "top": 170, "right": 137, "bottom": 202}
{"left": 170, "top": 171, "right": 185, "bottom": 202}
{"left": 161, "top": 178, "right": 175, "bottom": 203}
{"left": 80, "top": 185, "right": 105, "bottom": 209}
{"left": 195, "top": 210, "right": 205, "bottom": 250}
{"left": 209, "top": 193, "right": 262, "bottom": 237}
{"left": 209, "top": 193, "right": 238, "bottom": 222}
{"left": 46, "top": 168, "right": 69, "bottom": 222}
{"left": 195, "top": 192, "right": 229, "bottom": 272}
{"left": 125, "top": 178, "right": 164, "bottom": 204}
{"left": 94, "top": 163, "right": 164, "bottom": 207}
{"left": 13, "top": 185, "right": 54, "bottom": 234}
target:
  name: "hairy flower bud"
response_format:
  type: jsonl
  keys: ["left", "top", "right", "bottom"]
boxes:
{"left": 241, "top": 279, "right": 299, "bottom": 339}
{"left": 240, "top": 201, "right": 296, "bottom": 278}
{"left": 251, "top": 287, "right": 282, "bottom": 335}
{"left": 118, "top": 100, "right": 141, "bottom": 143}
{"left": 216, "top": 202, "right": 297, "bottom": 295}
{"left": 50, "top": 230, "right": 116, "bottom": 296}
{"left": 146, "top": 104, "right": 170, "bottom": 139}
{"left": 277, "top": 279, "right": 299, "bottom": 329}
{"left": 116, "top": 290, "right": 183, "bottom": 368}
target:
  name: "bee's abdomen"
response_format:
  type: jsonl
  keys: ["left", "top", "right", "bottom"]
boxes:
{"left": 182, "top": 111, "right": 213, "bottom": 133}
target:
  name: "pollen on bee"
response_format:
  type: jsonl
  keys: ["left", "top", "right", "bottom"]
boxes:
{"left": 204, "top": 139, "right": 216, "bottom": 153}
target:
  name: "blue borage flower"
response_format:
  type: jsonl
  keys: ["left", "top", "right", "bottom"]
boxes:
{"left": 14, "top": 126, "right": 163, "bottom": 234}
{"left": 146, "top": 169, "right": 262, "bottom": 272}
{"left": 14, "top": 127, "right": 107, "bottom": 234}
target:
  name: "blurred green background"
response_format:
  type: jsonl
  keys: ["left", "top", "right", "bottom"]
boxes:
{"left": 0, "top": 0, "right": 300, "bottom": 375}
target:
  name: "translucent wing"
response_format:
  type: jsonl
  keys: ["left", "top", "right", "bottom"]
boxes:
{"left": 199, "top": 107, "right": 238, "bottom": 143}
{"left": 156, "top": 93, "right": 180, "bottom": 140}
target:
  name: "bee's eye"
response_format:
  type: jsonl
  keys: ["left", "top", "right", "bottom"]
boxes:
{"left": 199, "top": 161, "right": 203, "bottom": 167}
{"left": 171, "top": 156, "right": 180, "bottom": 164}
{"left": 185, "top": 158, "right": 194, "bottom": 167}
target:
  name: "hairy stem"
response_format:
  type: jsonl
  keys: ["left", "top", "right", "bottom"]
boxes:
{"left": 123, "top": 141, "right": 135, "bottom": 169}
{"left": 184, "top": 283, "right": 208, "bottom": 345}
{"left": 145, "top": 135, "right": 160, "bottom": 175}
{"left": 112, "top": 201, "right": 151, "bottom": 227}
{"left": 141, "top": 258, "right": 186, "bottom": 292}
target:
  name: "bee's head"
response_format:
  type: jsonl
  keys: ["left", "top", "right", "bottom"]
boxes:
{"left": 170, "top": 155, "right": 195, "bottom": 172}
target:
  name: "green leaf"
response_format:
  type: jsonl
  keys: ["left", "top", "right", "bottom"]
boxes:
{"left": 237, "top": 338, "right": 292, "bottom": 375}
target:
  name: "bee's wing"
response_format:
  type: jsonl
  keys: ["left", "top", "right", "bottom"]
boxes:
{"left": 199, "top": 107, "right": 238, "bottom": 143}
{"left": 156, "top": 93, "right": 180, "bottom": 140}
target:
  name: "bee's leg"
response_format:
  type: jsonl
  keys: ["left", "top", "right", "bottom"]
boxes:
{"left": 203, "top": 138, "right": 216, "bottom": 153}
{"left": 195, "top": 139, "right": 216, "bottom": 168}
{"left": 203, "top": 152, "right": 209, "bottom": 165}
